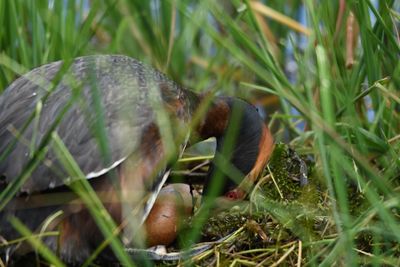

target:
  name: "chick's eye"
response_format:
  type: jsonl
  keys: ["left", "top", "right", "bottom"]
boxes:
{"left": 225, "top": 191, "right": 238, "bottom": 200}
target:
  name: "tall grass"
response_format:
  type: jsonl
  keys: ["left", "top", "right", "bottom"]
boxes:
{"left": 0, "top": 0, "right": 399, "bottom": 266}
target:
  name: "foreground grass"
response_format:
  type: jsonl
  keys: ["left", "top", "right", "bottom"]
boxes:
{"left": 0, "top": 0, "right": 399, "bottom": 266}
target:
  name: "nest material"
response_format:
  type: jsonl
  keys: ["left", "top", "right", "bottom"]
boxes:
{"left": 155, "top": 143, "right": 328, "bottom": 266}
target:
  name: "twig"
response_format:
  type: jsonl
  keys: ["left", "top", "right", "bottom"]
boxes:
{"left": 269, "top": 245, "right": 296, "bottom": 267}
{"left": 297, "top": 240, "right": 302, "bottom": 267}
{"left": 267, "top": 165, "right": 284, "bottom": 199}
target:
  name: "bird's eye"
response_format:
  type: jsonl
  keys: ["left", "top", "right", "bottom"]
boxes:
{"left": 225, "top": 191, "right": 238, "bottom": 200}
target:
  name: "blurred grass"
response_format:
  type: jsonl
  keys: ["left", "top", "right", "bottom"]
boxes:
{"left": 0, "top": 0, "right": 399, "bottom": 266}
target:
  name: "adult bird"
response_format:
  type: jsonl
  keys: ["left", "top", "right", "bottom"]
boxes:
{"left": 0, "top": 55, "right": 274, "bottom": 264}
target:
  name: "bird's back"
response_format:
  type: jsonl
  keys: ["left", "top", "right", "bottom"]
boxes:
{"left": 0, "top": 55, "right": 194, "bottom": 194}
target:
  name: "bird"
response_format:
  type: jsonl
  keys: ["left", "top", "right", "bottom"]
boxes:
{"left": 0, "top": 55, "right": 274, "bottom": 264}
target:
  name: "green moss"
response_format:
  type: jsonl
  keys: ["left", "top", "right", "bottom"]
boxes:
{"left": 256, "top": 144, "right": 331, "bottom": 242}
{"left": 200, "top": 209, "right": 294, "bottom": 249}
{"left": 262, "top": 143, "right": 312, "bottom": 202}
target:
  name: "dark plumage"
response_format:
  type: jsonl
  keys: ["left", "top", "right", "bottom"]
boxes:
{"left": 0, "top": 55, "right": 194, "bottom": 193}
{"left": 202, "top": 97, "right": 265, "bottom": 197}
{"left": 0, "top": 55, "right": 274, "bottom": 264}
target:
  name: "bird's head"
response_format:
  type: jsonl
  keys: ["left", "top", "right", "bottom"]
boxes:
{"left": 197, "top": 97, "right": 274, "bottom": 208}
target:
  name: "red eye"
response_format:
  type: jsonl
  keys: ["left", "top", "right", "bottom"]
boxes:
{"left": 225, "top": 191, "right": 238, "bottom": 200}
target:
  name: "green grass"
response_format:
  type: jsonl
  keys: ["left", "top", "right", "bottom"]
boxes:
{"left": 0, "top": 0, "right": 399, "bottom": 266}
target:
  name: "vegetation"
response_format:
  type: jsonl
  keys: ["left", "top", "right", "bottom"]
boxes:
{"left": 0, "top": 0, "right": 399, "bottom": 266}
